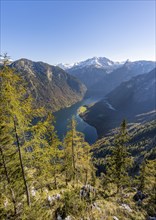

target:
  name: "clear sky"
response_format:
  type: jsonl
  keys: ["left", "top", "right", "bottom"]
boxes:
{"left": 1, "top": 0, "right": 155, "bottom": 64}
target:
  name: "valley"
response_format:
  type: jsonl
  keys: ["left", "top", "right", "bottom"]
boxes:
{"left": 79, "top": 67, "right": 156, "bottom": 137}
{"left": 1, "top": 1, "right": 156, "bottom": 219}
{"left": 54, "top": 97, "right": 99, "bottom": 144}
{"left": 1, "top": 56, "right": 155, "bottom": 220}
{"left": 7, "top": 57, "right": 156, "bottom": 142}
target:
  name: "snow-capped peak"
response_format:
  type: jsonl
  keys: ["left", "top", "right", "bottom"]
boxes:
{"left": 57, "top": 63, "right": 75, "bottom": 70}
{"left": 57, "top": 56, "right": 122, "bottom": 70}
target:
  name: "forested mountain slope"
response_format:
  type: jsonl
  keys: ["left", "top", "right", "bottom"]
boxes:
{"left": 1, "top": 65, "right": 156, "bottom": 220}
{"left": 80, "top": 68, "right": 156, "bottom": 136}
{"left": 11, "top": 59, "right": 86, "bottom": 111}
{"left": 92, "top": 118, "right": 156, "bottom": 174}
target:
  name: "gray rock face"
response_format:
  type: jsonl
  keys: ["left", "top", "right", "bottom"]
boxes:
{"left": 11, "top": 59, "right": 86, "bottom": 112}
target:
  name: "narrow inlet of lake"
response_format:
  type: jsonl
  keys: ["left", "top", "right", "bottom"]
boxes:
{"left": 53, "top": 97, "right": 99, "bottom": 145}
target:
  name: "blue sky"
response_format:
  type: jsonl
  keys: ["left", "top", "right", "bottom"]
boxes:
{"left": 1, "top": 0, "right": 155, "bottom": 64}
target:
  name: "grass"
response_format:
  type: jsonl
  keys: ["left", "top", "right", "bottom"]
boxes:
{"left": 77, "top": 106, "right": 87, "bottom": 115}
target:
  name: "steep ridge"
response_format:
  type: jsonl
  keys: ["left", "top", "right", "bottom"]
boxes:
{"left": 60, "top": 57, "right": 155, "bottom": 98}
{"left": 57, "top": 56, "right": 120, "bottom": 70}
{"left": 80, "top": 68, "right": 156, "bottom": 137}
{"left": 86, "top": 60, "right": 156, "bottom": 97}
{"left": 64, "top": 57, "right": 122, "bottom": 89}
{"left": 11, "top": 59, "right": 86, "bottom": 112}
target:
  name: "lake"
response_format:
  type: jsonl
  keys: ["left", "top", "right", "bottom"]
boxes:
{"left": 54, "top": 97, "right": 100, "bottom": 145}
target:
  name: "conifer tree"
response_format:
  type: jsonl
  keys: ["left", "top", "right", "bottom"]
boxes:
{"left": 0, "top": 124, "right": 17, "bottom": 216}
{"left": 25, "top": 113, "right": 61, "bottom": 190}
{"left": 138, "top": 159, "right": 156, "bottom": 216}
{"left": 138, "top": 160, "right": 146, "bottom": 191}
{"left": 0, "top": 58, "right": 54, "bottom": 209}
{"left": 82, "top": 141, "right": 93, "bottom": 185}
{"left": 50, "top": 132, "right": 63, "bottom": 189}
{"left": 106, "top": 119, "right": 133, "bottom": 193}
{"left": 0, "top": 63, "right": 32, "bottom": 207}
{"left": 0, "top": 56, "right": 62, "bottom": 218}
{"left": 63, "top": 118, "right": 77, "bottom": 186}
{"left": 63, "top": 117, "right": 94, "bottom": 186}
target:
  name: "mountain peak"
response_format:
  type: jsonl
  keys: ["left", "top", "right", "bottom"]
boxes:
{"left": 57, "top": 56, "right": 120, "bottom": 70}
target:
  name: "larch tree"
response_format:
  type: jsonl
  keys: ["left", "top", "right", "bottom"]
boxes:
{"left": 0, "top": 63, "right": 33, "bottom": 207}
{"left": 49, "top": 132, "right": 63, "bottom": 189}
{"left": 0, "top": 58, "right": 56, "bottom": 212}
{"left": 63, "top": 117, "right": 94, "bottom": 187}
{"left": 138, "top": 160, "right": 147, "bottom": 191}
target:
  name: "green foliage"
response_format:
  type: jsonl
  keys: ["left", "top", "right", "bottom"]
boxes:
{"left": 0, "top": 64, "right": 59, "bottom": 217}
{"left": 0, "top": 64, "right": 34, "bottom": 210}
{"left": 106, "top": 120, "right": 133, "bottom": 193}
{"left": 63, "top": 118, "right": 94, "bottom": 186}
{"left": 61, "top": 189, "right": 87, "bottom": 218}
{"left": 0, "top": 59, "right": 155, "bottom": 219}
{"left": 140, "top": 159, "right": 156, "bottom": 216}
{"left": 137, "top": 160, "right": 146, "bottom": 191}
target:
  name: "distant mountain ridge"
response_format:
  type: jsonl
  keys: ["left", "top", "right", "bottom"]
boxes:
{"left": 57, "top": 57, "right": 155, "bottom": 96}
{"left": 87, "top": 60, "right": 156, "bottom": 97}
{"left": 80, "top": 68, "right": 156, "bottom": 137}
{"left": 57, "top": 57, "right": 122, "bottom": 70}
{"left": 11, "top": 59, "right": 86, "bottom": 112}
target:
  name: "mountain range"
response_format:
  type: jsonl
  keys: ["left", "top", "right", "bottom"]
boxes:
{"left": 11, "top": 59, "right": 86, "bottom": 112}
{"left": 1, "top": 55, "right": 155, "bottom": 220}
{"left": 58, "top": 57, "right": 155, "bottom": 97}
{"left": 57, "top": 56, "right": 122, "bottom": 70}
{"left": 5, "top": 56, "right": 155, "bottom": 126}
{"left": 80, "top": 68, "right": 156, "bottom": 137}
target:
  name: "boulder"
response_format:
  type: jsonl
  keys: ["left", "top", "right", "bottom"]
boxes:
{"left": 47, "top": 193, "right": 61, "bottom": 205}
{"left": 133, "top": 190, "right": 147, "bottom": 202}
{"left": 113, "top": 216, "right": 119, "bottom": 220}
{"left": 80, "top": 184, "right": 96, "bottom": 199}
{"left": 65, "top": 216, "right": 72, "bottom": 220}
{"left": 31, "top": 187, "right": 36, "bottom": 197}
{"left": 121, "top": 203, "right": 132, "bottom": 212}
{"left": 57, "top": 214, "right": 63, "bottom": 220}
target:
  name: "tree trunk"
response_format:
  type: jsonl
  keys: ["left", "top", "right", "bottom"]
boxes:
{"left": 85, "top": 169, "right": 88, "bottom": 185}
{"left": 53, "top": 164, "right": 57, "bottom": 189}
{"left": 65, "top": 170, "right": 68, "bottom": 187}
{"left": 13, "top": 117, "right": 31, "bottom": 206}
{"left": 0, "top": 146, "right": 17, "bottom": 215}
{"left": 71, "top": 120, "right": 76, "bottom": 186}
